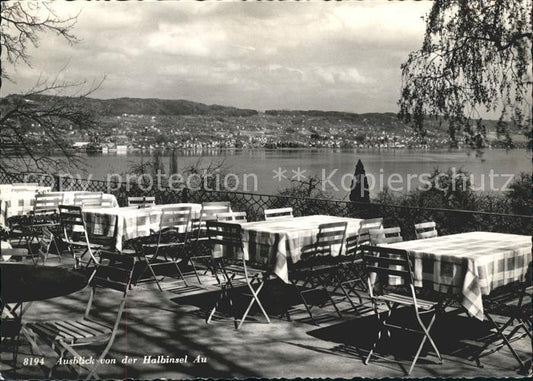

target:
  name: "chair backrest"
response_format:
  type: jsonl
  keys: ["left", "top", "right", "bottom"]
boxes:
{"left": 216, "top": 211, "right": 247, "bottom": 223}
{"left": 206, "top": 221, "right": 244, "bottom": 261}
{"left": 264, "top": 207, "right": 294, "bottom": 221}
{"left": 361, "top": 244, "right": 414, "bottom": 297}
{"left": 89, "top": 251, "right": 135, "bottom": 294}
{"left": 345, "top": 234, "right": 359, "bottom": 256}
{"left": 369, "top": 226, "right": 403, "bottom": 245}
{"left": 200, "top": 202, "right": 232, "bottom": 221}
{"left": 73, "top": 192, "right": 104, "bottom": 208}
{"left": 58, "top": 204, "right": 88, "bottom": 241}
{"left": 128, "top": 196, "right": 156, "bottom": 207}
{"left": 414, "top": 221, "right": 438, "bottom": 239}
{"left": 357, "top": 218, "right": 384, "bottom": 245}
{"left": 159, "top": 205, "right": 191, "bottom": 228}
{"left": 34, "top": 192, "right": 64, "bottom": 212}
{"left": 314, "top": 221, "right": 348, "bottom": 256}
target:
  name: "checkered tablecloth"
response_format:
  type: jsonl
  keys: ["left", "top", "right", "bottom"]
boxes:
{"left": 83, "top": 203, "right": 202, "bottom": 251}
{"left": 0, "top": 188, "right": 53, "bottom": 226}
{"left": 386, "top": 232, "right": 532, "bottom": 320}
{"left": 237, "top": 215, "right": 364, "bottom": 283}
{"left": 0, "top": 190, "right": 117, "bottom": 227}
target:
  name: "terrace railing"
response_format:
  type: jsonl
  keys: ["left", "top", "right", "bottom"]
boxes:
{"left": 1, "top": 172, "right": 531, "bottom": 240}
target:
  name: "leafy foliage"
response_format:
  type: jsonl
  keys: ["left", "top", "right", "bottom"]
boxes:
{"left": 399, "top": 0, "right": 532, "bottom": 148}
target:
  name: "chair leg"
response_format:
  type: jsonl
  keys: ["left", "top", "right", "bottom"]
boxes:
{"left": 340, "top": 279, "right": 363, "bottom": 307}
{"left": 147, "top": 263, "right": 164, "bottom": 292}
{"left": 408, "top": 310, "right": 440, "bottom": 375}
{"left": 237, "top": 280, "right": 270, "bottom": 330}
{"left": 485, "top": 312, "right": 529, "bottom": 372}
{"left": 172, "top": 260, "right": 189, "bottom": 287}
{"left": 321, "top": 285, "right": 342, "bottom": 318}
{"left": 291, "top": 280, "right": 317, "bottom": 324}
{"left": 188, "top": 258, "right": 203, "bottom": 284}
{"left": 365, "top": 301, "right": 390, "bottom": 365}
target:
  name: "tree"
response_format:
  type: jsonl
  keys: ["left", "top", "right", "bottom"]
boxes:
{"left": 0, "top": 2, "right": 102, "bottom": 176}
{"left": 349, "top": 159, "right": 370, "bottom": 203}
{"left": 399, "top": 0, "right": 532, "bottom": 148}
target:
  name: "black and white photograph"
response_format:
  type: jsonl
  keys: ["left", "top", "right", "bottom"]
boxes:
{"left": 0, "top": 0, "right": 531, "bottom": 379}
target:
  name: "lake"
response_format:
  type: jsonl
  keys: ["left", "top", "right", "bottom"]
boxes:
{"left": 62, "top": 148, "right": 531, "bottom": 200}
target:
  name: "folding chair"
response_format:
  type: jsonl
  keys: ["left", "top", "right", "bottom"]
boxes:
{"left": 263, "top": 207, "right": 293, "bottom": 221}
{"left": 127, "top": 196, "right": 156, "bottom": 208}
{"left": 369, "top": 226, "right": 403, "bottom": 245}
{"left": 216, "top": 211, "right": 247, "bottom": 222}
{"left": 361, "top": 244, "right": 443, "bottom": 375}
{"left": 9, "top": 193, "right": 62, "bottom": 260}
{"left": 73, "top": 192, "right": 104, "bottom": 208}
{"left": 191, "top": 202, "right": 232, "bottom": 243}
{"left": 337, "top": 218, "right": 384, "bottom": 306}
{"left": 414, "top": 221, "right": 438, "bottom": 239}
{"left": 138, "top": 206, "right": 192, "bottom": 291}
{"left": 467, "top": 262, "right": 532, "bottom": 374}
{"left": 289, "top": 222, "right": 347, "bottom": 324}
{"left": 206, "top": 221, "right": 271, "bottom": 329}
{"left": 26, "top": 252, "right": 134, "bottom": 379}
{"left": 59, "top": 205, "right": 102, "bottom": 269}
{"left": 188, "top": 202, "right": 232, "bottom": 281}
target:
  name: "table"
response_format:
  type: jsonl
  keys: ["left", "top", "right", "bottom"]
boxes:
{"left": 83, "top": 203, "right": 202, "bottom": 251}
{"left": 238, "top": 215, "right": 364, "bottom": 283}
{"left": 1, "top": 264, "right": 87, "bottom": 304}
{"left": 386, "top": 231, "right": 532, "bottom": 320}
{"left": 0, "top": 190, "right": 117, "bottom": 227}
{"left": 0, "top": 263, "right": 87, "bottom": 367}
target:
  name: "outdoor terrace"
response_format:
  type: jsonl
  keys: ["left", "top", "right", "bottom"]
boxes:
{"left": 0, "top": 173, "right": 531, "bottom": 379}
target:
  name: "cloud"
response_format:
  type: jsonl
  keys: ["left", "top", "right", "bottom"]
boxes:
{"left": 2, "top": 1, "right": 432, "bottom": 113}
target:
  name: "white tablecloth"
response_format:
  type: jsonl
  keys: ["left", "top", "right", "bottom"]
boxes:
{"left": 238, "top": 215, "right": 364, "bottom": 283}
{"left": 83, "top": 203, "right": 202, "bottom": 251}
{"left": 387, "top": 232, "right": 532, "bottom": 320}
{"left": 0, "top": 190, "right": 117, "bottom": 226}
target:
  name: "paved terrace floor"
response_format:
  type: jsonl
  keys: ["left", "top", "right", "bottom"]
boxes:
{"left": 1, "top": 255, "right": 531, "bottom": 380}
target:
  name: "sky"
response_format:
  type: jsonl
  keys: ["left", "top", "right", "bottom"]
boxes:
{"left": 2, "top": 1, "right": 433, "bottom": 113}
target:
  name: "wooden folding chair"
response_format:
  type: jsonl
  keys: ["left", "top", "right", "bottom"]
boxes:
{"left": 59, "top": 205, "right": 102, "bottom": 269}
{"left": 216, "top": 211, "right": 247, "bottom": 222}
{"left": 190, "top": 202, "right": 232, "bottom": 243}
{"left": 138, "top": 206, "right": 192, "bottom": 291}
{"left": 337, "top": 218, "right": 384, "bottom": 306}
{"left": 9, "top": 193, "right": 62, "bottom": 260}
{"left": 73, "top": 192, "right": 104, "bottom": 208}
{"left": 188, "top": 202, "right": 232, "bottom": 281}
{"left": 289, "top": 222, "right": 347, "bottom": 324}
{"left": 263, "top": 207, "right": 293, "bottom": 221}
{"left": 369, "top": 226, "right": 403, "bottom": 245}
{"left": 26, "top": 252, "right": 134, "bottom": 379}
{"left": 414, "top": 221, "right": 438, "bottom": 239}
{"left": 206, "top": 221, "right": 271, "bottom": 329}
{"left": 127, "top": 196, "right": 156, "bottom": 208}
{"left": 361, "top": 244, "right": 443, "bottom": 375}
